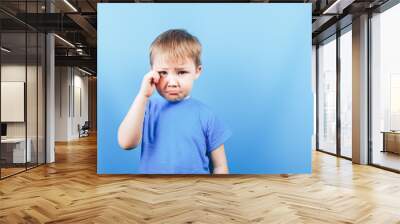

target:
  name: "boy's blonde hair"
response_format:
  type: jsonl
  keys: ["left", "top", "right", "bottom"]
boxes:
{"left": 150, "top": 29, "right": 202, "bottom": 67}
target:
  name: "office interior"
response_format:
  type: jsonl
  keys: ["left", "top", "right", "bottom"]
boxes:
{"left": 0, "top": 0, "right": 399, "bottom": 222}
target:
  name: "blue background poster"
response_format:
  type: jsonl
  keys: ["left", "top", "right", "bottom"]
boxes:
{"left": 98, "top": 3, "right": 312, "bottom": 174}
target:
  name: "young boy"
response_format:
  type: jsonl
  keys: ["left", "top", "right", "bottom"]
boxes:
{"left": 118, "top": 29, "right": 232, "bottom": 174}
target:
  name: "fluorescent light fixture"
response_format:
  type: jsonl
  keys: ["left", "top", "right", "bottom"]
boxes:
{"left": 78, "top": 67, "right": 93, "bottom": 76}
{"left": 54, "top": 34, "right": 75, "bottom": 48}
{"left": 323, "top": 0, "right": 355, "bottom": 14}
{"left": 63, "top": 0, "right": 78, "bottom": 12}
{"left": 1, "top": 47, "right": 11, "bottom": 53}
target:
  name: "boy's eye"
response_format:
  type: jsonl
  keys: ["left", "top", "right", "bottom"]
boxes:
{"left": 177, "top": 71, "right": 188, "bottom": 75}
{"left": 158, "top": 71, "right": 167, "bottom": 76}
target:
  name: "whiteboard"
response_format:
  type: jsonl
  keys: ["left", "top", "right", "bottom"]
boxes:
{"left": 1, "top": 82, "right": 25, "bottom": 122}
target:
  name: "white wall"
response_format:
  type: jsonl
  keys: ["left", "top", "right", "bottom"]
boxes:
{"left": 1, "top": 64, "right": 46, "bottom": 164}
{"left": 1, "top": 65, "right": 42, "bottom": 137}
{"left": 71, "top": 71, "right": 89, "bottom": 138}
{"left": 55, "top": 67, "right": 89, "bottom": 141}
{"left": 1, "top": 66, "right": 26, "bottom": 134}
{"left": 55, "top": 66, "right": 69, "bottom": 141}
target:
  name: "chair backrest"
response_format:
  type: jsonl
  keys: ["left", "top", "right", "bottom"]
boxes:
{"left": 82, "top": 121, "right": 90, "bottom": 129}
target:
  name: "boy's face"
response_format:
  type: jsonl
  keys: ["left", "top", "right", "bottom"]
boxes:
{"left": 152, "top": 53, "right": 202, "bottom": 102}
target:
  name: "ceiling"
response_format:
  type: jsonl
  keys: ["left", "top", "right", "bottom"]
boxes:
{"left": 0, "top": 0, "right": 393, "bottom": 75}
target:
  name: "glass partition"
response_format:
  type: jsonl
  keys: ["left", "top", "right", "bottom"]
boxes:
{"left": 0, "top": 1, "right": 46, "bottom": 179}
{"left": 1, "top": 31, "right": 28, "bottom": 177}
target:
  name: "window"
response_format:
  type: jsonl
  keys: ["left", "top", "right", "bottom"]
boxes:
{"left": 339, "top": 28, "right": 352, "bottom": 158}
{"left": 317, "top": 36, "right": 337, "bottom": 154}
{"left": 371, "top": 2, "right": 400, "bottom": 171}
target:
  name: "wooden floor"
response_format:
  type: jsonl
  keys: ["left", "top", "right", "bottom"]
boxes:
{"left": 1, "top": 134, "right": 400, "bottom": 223}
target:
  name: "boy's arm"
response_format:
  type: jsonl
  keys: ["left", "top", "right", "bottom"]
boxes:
{"left": 117, "top": 71, "right": 159, "bottom": 149}
{"left": 210, "top": 144, "right": 229, "bottom": 174}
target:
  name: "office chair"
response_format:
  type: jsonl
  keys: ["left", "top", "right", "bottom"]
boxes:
{"left": 78, "top": 121, "right": 90, "bottom": 138}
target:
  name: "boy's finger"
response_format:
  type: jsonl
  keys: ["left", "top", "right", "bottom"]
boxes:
{"left": 154, "top": 73, "right": 160, "bottom": 83}
{"left": 147, "top": 70, "right": 156, "bottom": 78}
{"left": 152, "top": 72, "right": 160, "bottom": 84}
{"left": 147, "top": 71, "right": 155, "bottom": 82}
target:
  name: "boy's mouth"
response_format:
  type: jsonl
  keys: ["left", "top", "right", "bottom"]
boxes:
{"left": 168, "top": 93, "right": 179, "bottom": 97}
{"left": 166, "top": 91, "right": 180, "bottom": 95}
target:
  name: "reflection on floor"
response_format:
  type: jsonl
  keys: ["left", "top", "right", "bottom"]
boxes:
{"left": 0, "top": 167, "right": 25, "bottom": 177}
{"left": 0, "top": 163, "right": 41, "bottom": 178}
{"left": 373, "top": 150, "right": 400, "bottom": 171}
{"left": 340, "top": 148, "right": 352, "bottom": 158}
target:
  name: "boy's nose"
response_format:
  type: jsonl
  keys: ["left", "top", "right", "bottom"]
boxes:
{"left": 167, "top": 76, "right": 179, "bottom": 87}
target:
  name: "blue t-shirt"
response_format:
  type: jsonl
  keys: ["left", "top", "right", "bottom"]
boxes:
{"left": 139, "top": 96, "right": 232, "bottom": 174}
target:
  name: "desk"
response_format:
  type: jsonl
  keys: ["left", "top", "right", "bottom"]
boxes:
{"left": 1, "top": 138, "right": 31, "bottom": 163}
{"left": 381, "top": 131, "right": 400, "bottom": 154}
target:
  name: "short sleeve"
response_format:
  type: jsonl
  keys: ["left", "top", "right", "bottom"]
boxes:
{"left": 206, "top": 113, "right": 232, "bottom": 153}
{"left": 141, "top": 98, "right": 152, "bottom": 145}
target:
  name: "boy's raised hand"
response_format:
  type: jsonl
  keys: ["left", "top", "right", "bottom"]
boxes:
{"left": 139, "top": 70, "right": 160, "bottom": 98}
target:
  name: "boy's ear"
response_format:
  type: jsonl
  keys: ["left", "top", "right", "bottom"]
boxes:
{"left": 194, "top": 65, "right": 202, "bottom": 79}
